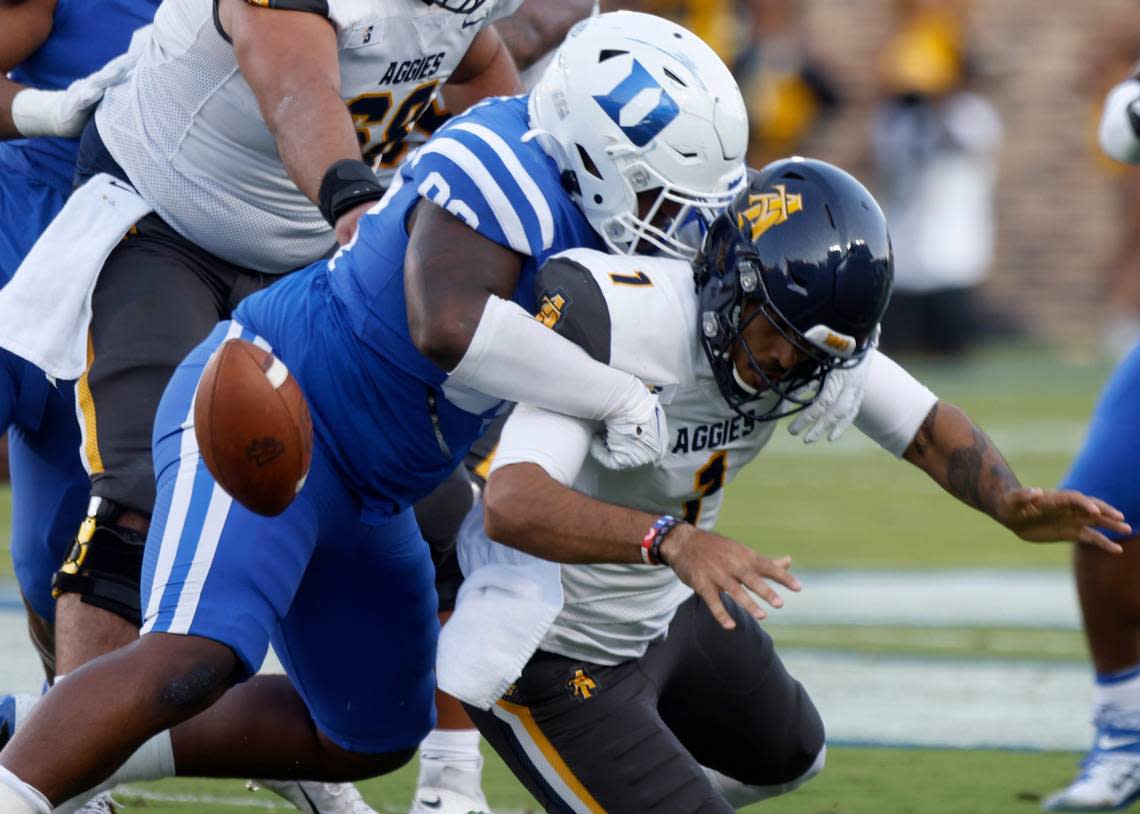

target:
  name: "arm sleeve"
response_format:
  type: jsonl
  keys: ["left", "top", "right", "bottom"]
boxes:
{"left": 1099, "top": 79, "right": 1140, "bottom": 165}
{"left": 489, "top": 403, "right": 594, "bottom": 486}
{"left": 446, "top": 293, "right": 647, "bottom": 423}
{"left": 854, "top": 350, "right": 939, "bottom": 457}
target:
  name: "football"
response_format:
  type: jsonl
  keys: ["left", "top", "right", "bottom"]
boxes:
{"left": 193, "top": 338, "right": 313, "bottom": 516}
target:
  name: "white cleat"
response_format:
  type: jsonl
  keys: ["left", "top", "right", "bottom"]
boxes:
{"left": 1044, "top": 733, "right": 1140, "bottom": 811}
{"left": 73, "top": 792, "right": 121, "bottom": 814}
{"left": 0, "top": 693, "right": 39, "bottom": 748}
{"left": 409, "top": 764, "right": 493, "bottom": 814}
{"left": 252, "top": 780, "right": 379, "bottom": 814}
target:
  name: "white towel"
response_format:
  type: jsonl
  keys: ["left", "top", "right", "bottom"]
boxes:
{"left": 0, "top": 173, "right": 152, "bottom": 380}
{"left": 436, "top": 501, "right": 564, "bottom": 710}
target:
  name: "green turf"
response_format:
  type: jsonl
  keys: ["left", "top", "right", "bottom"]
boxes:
{"left": 767, "top": 623, "right": 1089, "bottom": 662}
{"left": 0, "top": 484, "right": 10, "bottom": 581}
{"left": 109, "top": 746, "right": 1092, "bottom": 813}
{"left": 714, "top": 346, "right": 1117, "bottom": 569}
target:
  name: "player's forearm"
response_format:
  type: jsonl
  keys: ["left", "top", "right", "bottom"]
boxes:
{"left": 0, "top": 76, "right": 26, "bottom": 139}
{"left": 484, "top": 463, "right": 656, "bottom": 563}
{"left": 223, "top": 0, "right": 355, "bottom": 205}
{"left": 902, "top": 400, "right": 1021, "bottom": 521}
{"left": 493, "top": 0, "right": 595, "bottom": 72}
{"left": 265, "top": 84, "right": 363, "bottom": 205}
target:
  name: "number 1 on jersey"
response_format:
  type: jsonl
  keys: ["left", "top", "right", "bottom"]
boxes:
{"left": 683, "top": 450, "right": 728, "bottom": 524}
{"left": 609, "top": 270, "right": 652, "bottom": 287}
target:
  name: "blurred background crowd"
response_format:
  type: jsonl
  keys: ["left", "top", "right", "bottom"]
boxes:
{"left": 603, "top": 0, "right": 1140, "bottom": 359}
{"left": 0, "top": 0, "right": 1137, "bottom": 481}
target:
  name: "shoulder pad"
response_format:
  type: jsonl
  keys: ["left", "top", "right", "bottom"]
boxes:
{"left": 537, "top": 249, "right": 695, "bottom": 392}
{"left": 534, "top": 254, "right": 612, "bottom": 364}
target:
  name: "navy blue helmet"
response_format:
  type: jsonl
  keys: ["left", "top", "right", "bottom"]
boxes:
{"left": 693, "top": 157, "right": 894, "bottom": 421}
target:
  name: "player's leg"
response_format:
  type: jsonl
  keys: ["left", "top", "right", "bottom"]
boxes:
{"left": 1045, "top": 343, "right": 1140, "bottom": 812}
{"left": 52, "top": 213, "right": 227, "bottom": 675}
{"left": 650, "top": 595, "right": 825, "bottom": 808}
{"left": 411, "top": 467, "right": 491, "bottom": 814}
{"left": 465, "top": 648, "right": 735, "bottom": 814}
{"left": 240, "top": 503, "right": 437, "bottom": 777}
{"left": 8, "top": 376, "right": 91, "bottom": 681}
{"left": 0, "top": 323, "right": 421, "bottom": 807}
{"left": 0, "top": 172, "right": 75, "bottom": 679}
{"left": 0, "top": 325, "right": 258, "bottom": 803}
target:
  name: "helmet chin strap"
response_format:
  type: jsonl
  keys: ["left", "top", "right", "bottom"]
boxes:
{"left": 732, "top": 363, "right": 760, "bottom": 395}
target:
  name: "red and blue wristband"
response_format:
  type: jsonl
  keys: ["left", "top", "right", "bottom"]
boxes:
{"left": 641, "top": 515, "right": 682, "bottom": 566}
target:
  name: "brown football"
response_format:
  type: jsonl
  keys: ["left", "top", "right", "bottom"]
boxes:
{"left": 193, "top": 338, "right": 313, "bottom": 516}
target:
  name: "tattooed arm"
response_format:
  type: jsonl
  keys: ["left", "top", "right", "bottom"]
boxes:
{"left": 903, "top": 401, "right": 1131, "bottom": 550}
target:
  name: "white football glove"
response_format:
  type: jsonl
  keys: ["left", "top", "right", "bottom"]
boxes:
{"left": 788, "top": 352, "right": 875, "bottom": 444}
{"left": 11, "top": 26, "right": 148, "bottom": 138}
{"left": 590, "top": 389, "right": 668, "bottom": 470}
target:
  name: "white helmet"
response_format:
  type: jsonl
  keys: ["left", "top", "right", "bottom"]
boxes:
{"left": 527, "top": 11, "right": 748, "bottom": 259}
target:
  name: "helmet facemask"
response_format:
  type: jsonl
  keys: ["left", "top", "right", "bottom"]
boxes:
{"left": 600, "top": 153, "right": 746, "bottom": 260}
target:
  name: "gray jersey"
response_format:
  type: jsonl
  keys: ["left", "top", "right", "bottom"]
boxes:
{"left": 490, "top": 250, "right": 938, "bottom": 665}
{"left": 97, "top": 0, "right": 520, "bottom": 273}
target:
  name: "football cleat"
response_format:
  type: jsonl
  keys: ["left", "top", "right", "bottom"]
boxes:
{"left": 251, "top": 780, "right": 379, "bottom": 814}
{"left": 409, "top": 762, "right": 492, "bottom": 814}
{"left": 408, "top": 785, "right": 492, "bottom": 814}
{"left": 0, "top": 694, "right": 39, "bottom": 750}
{"left": 1044, "top": 729, "right": 1140, "bottom": 811}
{"left": 73, "top": 792, "right": 121, "bottom": 814}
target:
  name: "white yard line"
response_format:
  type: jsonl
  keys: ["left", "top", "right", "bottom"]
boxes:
{"left": 767, "top": 569, "right": 1079, "bottom": 630}
{"left": 0, "top": 568, "right": 1094, "bottom": 754}
{"left": 783, "top": 649, "right": 1093, "bottom": 751}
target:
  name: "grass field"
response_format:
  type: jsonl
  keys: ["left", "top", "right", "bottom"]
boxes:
{"left": 0, "top": 344, "right": 1121, "bottom": 813}
{"left": 108, "top": 747, "right": 1090, "bottom": 814}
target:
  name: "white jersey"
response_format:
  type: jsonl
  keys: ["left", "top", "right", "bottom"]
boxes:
{"left": 489, "top": 249, "right": 939, "bottom": 665}
{"left": 96, "top": 0, "right": 521, "bottom": 273}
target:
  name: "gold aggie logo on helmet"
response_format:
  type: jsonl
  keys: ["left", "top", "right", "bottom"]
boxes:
{"left": 737, "top": 185, "right": 804, "bottom": 241}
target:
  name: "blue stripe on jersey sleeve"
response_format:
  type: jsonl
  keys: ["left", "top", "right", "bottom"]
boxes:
{"left": 405, "top": 106, "right": 559, "bottom": 258}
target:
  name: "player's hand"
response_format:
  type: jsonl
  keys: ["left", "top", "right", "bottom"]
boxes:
{"left": 659, "top": 524, "right": 801, "bottom": 630}
{"left": 334, "top": 201, "right": 375, "bottom": 245}
{"left": 11, "top": 41, "right": 144, "bottom": 138}
{"left": 997, "top": 487, "right": 1131, "bottom": 552}
{"left": 591, "top": 389, "right": 667, "bottom": 470}
{"left": 789, "top": 329, "right": 877, "bottom": 444}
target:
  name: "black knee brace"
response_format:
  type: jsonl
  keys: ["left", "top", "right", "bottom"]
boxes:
{"left": 52, "top": 498, "right": 146, "bottom": 627}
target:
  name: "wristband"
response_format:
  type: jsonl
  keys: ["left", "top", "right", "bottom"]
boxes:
{"left": 318, "top": 159, "right": 385, "bottom": 228}
{"left": 640, "top": 515, "right": 682, "bottom": 566}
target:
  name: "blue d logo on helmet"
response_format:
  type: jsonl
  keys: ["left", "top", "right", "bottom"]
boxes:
{"left": 593, "top": 60, "right": 680, "bottom": 148}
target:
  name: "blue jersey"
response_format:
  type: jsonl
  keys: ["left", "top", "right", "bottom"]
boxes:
{"left": 1, "top": 0, "right": 158, "bottom": 191}
{"left": 236, "top": 95, "right": 602, "bottom": 520}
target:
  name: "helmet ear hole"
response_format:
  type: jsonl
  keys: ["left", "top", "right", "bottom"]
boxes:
{"left": 576, "top": 144, "right": 603, "bottom": 179}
